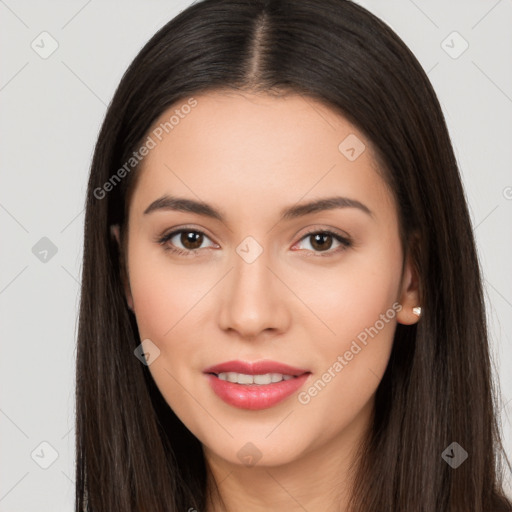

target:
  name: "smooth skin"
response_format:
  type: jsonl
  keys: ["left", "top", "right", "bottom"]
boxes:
{"left": 112, "top": 91, "right": 420, "bottom": 512}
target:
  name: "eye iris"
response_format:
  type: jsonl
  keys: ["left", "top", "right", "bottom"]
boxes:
{"left": 181, "top": 231, "right": 203, "bottom": 250}
{"left": 311, "top": 233, "right": 332, "bottom": 251}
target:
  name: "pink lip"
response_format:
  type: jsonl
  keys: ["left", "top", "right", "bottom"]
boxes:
{"left": 203, "top": 360, "right": 311, "bottom": 411}
{"left": 203, "top": 360, "right": 309, "bottom": 376}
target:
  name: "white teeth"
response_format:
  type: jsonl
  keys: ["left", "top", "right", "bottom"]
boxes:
{"left": 254, "top": 374, "right": 272, "bottom": 384}
{"left": 217, "top": 372, "right": 296, "bottom": 384}
{"left": 237, "top": 373, "right": 254, "bottom": 385}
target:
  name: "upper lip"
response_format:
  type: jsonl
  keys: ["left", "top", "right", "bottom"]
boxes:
{"left": 203, "top": 360, "right": 310, "bottom": 377}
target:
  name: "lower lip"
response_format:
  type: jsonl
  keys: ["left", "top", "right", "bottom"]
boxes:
{"left": 205, "top": 373, "right": 311, "bottom": 410}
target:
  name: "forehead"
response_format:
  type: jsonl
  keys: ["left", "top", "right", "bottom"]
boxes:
{"left": 129, "top": 90, "right": 394, "bottom": 221}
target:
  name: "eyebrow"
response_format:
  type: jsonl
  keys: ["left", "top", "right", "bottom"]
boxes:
{"left": 143, "top": 194, "right": 373, "bottom": 221}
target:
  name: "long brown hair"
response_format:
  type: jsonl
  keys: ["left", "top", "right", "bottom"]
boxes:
{"left": 76, "top": 0, "right": 512, "bottom": 510}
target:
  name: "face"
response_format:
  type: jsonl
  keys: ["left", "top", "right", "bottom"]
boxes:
{"left": 115, "top": 90, "right": 419, "bottom": 469}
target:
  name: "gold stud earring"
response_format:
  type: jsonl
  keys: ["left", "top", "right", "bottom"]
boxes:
{"left": 412, "top": 306, "right": 422, "bottom": 317}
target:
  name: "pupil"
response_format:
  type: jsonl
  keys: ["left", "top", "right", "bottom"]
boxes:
{"left": 311, "top": 233, "right": 332, "bottom": 251}
{"left": 182, "top": 231, "right": 202, "bottom": 249}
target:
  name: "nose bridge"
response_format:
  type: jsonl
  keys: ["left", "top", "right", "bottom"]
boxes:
{"left": 218, "top": 237, "right": 289, "bottom": 337}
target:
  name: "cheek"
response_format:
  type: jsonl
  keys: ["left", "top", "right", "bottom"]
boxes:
{"left": 129, "top": 272, "right": 175, "bottom": 341}
{"left": 294, "top": 235, "right": 402, "bottom": 342}
{"left": 127, "top": 247, "right": 211, "bottom": 341}
{"left": 292, "top": 242, "right": 402, "bottom": 432}
{"left": 126, "top": 249, "right": 209, "bottom": 422}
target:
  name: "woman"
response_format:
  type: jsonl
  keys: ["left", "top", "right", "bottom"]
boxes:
{"left": 76, "top": 0, "right": 512, "bottom": 510}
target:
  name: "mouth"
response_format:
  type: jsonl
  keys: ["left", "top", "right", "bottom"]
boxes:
{"left": 213, "top": 371, "right": 297, "bottom": 384}
{"left": 203, "top": 360, "right": 312, "bottom": 410}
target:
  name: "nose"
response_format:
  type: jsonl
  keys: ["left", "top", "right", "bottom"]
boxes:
{"left": 217, "top": 245, "right": 291, "bottom": 341}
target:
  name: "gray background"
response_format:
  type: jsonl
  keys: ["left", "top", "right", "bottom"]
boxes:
{"left": 0, "top": 0, "right": 511, "bottom": 509}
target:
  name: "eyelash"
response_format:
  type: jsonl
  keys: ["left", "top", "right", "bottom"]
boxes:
{"left": 156, "top": 227, "right": 352, "bottom": 258}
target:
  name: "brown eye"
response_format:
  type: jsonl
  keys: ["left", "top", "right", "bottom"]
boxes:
{"left": 293, "top": 230, "right": 352, "bottom": 256}
{"left": 180, "top": 230, "right": 204, "bottom": 250}
{"left": 157, "top": 228, "right": 217, "bottom": 256}
{"left": 309, "top": 232, "right": 334, "bottom": 251}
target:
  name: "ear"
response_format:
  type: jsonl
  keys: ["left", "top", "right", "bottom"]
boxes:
{"left": 396, "top": 252, "right": 421, "bottom": 326}
{"left": 110, "top": 224, "right": 134, "bottom": 312}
